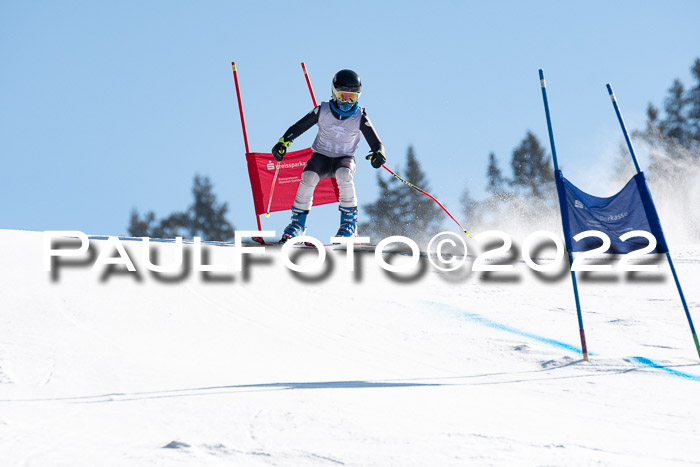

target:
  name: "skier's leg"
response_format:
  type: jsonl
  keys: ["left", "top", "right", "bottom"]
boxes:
{"left": 335, "top": 205, "right": 358, "bottom": 237}
{"left": 292, "top": 171, "right": 320, "bottom": 211}
{"left": 334, "top": 157, "right": 357, "bottom": 208}
{"left": 281, "top": 153, "right": 331, "bottom": 242}
{"left": 280, "top": 206, "right": 307, "bottom": 240}
{"left": 335, "top": 168, "right": 357, "bottom": 208}
{"left": 293, "top": 153, "right": 333, "bottom": 210}
{"left": 333, "top": 157, "right": 358, "bottom": 237}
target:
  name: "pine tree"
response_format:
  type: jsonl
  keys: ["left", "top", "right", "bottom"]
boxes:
{"left": 188, "top": 175, "right": 235, "bottom": 241}
{"left": 459, "top": 187, "right": 480, "bottom": 227}
{"left": 362, "top": 174, "right": 402, "bottom": 239}
{"left": 402, "top": 146, "right": 443, "bottom": 239}
{"left": 637, "top": 57, "right": 700, "bottom": 165}
{"left": 127, "top": 175, "right": 235, "bottom": 241}
{"left": 154, "top": 211, "right": 190, "bottom": 239}
{"left": 646, "top": 103, "right": 660, "bottom": 131}
{"left": 625, "top": 58, "right": 700, "bottom": 242}
{"left": 510, "top": 131, "right": 553, "bottom": 198}
{"left": 486, "top": 152, "right": 506, "bottom": 194}
{"left": 662, "top": 79, "right": 688, "bottom": 145}
{"left": 688, "top": 58, "right": 700, "bottom": 144}
{"left": 128, "top": 210, "right": 157, "bottom": 237}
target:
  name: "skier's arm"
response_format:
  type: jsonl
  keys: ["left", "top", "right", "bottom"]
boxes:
{"left": 272, "top": 106, "right": 320, "bottom": 161}
{"left": 283, "top": 106, "right": 320, "bottom": 143}
{"left": 361, "top": 110, "right": 386, "bottom": 168}
{"left": 360, "top": 110, "right": 383, "bottom": 153}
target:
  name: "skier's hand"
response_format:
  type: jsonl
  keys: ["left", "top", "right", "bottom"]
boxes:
{"left": 272, "top": 137, "right": 290, "bottom": 161}
{"left": 365, "top": 149, "right": 386, "bottom": 169}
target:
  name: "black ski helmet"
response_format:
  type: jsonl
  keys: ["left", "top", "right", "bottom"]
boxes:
{"left": 332, "top": 69, "right": 362, "bottom": 93}
{"left": 331, "top": 69, "right": 362, "bottom": 113}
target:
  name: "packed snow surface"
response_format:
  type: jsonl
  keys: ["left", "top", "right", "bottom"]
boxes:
{"left": 1, "top": 229, "right": 699, "bottom": 466}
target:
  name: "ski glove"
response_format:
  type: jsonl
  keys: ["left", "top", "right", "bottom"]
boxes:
{"left": 272, "top": 137, "right": 290, "bottom": 161}
{"left": 365, "top": 149, "right": 386, "bottom": 169}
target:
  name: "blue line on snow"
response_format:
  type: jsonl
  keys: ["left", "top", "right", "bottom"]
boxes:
{"left": 630, "top": 357, "right": 700, "bottom": 382}
{"left": 429, "top": 302, "right": 700, "bottom": 381}
{"left": 459, "top": 311, "right": 583, "bottom": 354}
{"left": 425, "top": 301, "right": 582, "bottom": 355}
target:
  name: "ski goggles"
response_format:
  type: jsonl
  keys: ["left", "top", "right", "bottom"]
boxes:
{"left": 334, "top": 89, "right": 361, "bottom": 104}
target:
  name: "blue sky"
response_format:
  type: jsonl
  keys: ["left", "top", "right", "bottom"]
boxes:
{"left": 2, "top": 0, "right": 699, "bottom": 238}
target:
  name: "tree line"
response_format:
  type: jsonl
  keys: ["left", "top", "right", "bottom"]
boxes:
{"left": 365, "top": 57, "right": 700, "bottom": 240}
{"left": 361, "top": 132, "right": 554, "bottom": 241}
{"left": 127, "top": 58, "right": 700, "bottom": 243}
{"left": 642, "top": 58, "right": 700, "bottom": 153}
{"left": 128, "top": 175, "right": 235, "bottom": 241}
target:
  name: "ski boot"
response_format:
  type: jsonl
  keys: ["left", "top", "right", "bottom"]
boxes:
{"left": 280, "top": 206, "right": 309, "bottom": 243}
{"left": 335, "top": 206, "right": 358, "bottom": 237}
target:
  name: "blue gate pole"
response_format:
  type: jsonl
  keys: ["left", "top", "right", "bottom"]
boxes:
{"left": 539, "top": 69, "right": 589, "bottom": 361}
{"left": 607, "top": 84, "right": 700, "bottom": 360}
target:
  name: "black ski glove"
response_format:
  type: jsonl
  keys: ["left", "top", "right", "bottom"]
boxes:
{"left": 272, "top": 137, "right": 290, "bottom": 161}
{"left": 365, "top": 149, "right": 386, "bottom": 169}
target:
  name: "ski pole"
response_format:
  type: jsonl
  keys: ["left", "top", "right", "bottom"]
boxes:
{"left": 381, "top": 165, "right": 470, "bottom": 237}
{"left": 264, "top": 162, "right": 281, "bottom": 218}
{"left": 266, "top": 63, "right": 315, "bottom": 219}
{"left": 263, "top": 62, "right": 316, "bottom": 220}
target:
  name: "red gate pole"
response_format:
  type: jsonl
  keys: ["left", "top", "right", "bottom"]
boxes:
{"left": 231, "top": 62, "right": 251, "bottom": 154}
{"left": 301, "top": 62, "right": 318, "bottom": 107}
{"left": 231, "top": 62, "right": 261, "bottom": 230}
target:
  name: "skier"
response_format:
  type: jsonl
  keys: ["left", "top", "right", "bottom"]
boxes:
{"left": 271, "top": 69, "right": 385, "bottom": 243}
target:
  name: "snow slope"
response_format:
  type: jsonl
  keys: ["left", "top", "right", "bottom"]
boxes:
{"left": 1, "top": 229, "right": 699, "bottom": 466}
